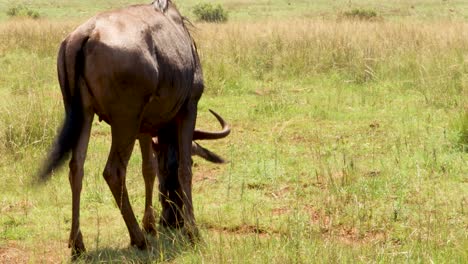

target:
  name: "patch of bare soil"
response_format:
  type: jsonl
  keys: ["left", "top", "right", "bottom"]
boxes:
{"left": 91, "top": 129, "right": 108, "bottom": 137}
{"left": 203, "top": 223, "right": 280, "bottom": 238}
{"left": 1, "top": 199, "right": 33, "bottom": 214}
{"left": 33, "top": 241, "right": 69, "bottom": 263}
{"left": 0, "top": 242, "right": 29, "bottom": 263}
{"left": 290, "top": 133, "right": 317, "bottom": 145}
{"left": 330, "top": 226, "right": 387, "bottom": 246}
{"left": 266, "top": 186, "right": 290, "bottom": 199}
{"left": 193, "top": 166, "right": 221, "bottom": 184}
{"left": 251, "top": 88, "right": 273, "bottom": 96}
{"left": 271, "top": 207, "right": 290, "bottom": 216}
{"left": 303, "top": 205, "right": 386, "bottom": 245}
{"left": 304, "top": 205, "right": 330, "bottom": 226}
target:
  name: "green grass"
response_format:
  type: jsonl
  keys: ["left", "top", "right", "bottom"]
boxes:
{"left": 0, "top": 0, "right": 467, "bottom": 21}
{"left": 0, "top": 0, "right": 467, "bottom": 263}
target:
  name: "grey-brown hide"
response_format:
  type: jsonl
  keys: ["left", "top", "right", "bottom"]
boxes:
{"left": 39, "top": 0, "right": 230, "bottom": 258}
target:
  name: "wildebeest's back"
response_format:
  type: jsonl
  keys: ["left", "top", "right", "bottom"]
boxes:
{"left": 81, "top": 4, "right": 197, "bottom": 128}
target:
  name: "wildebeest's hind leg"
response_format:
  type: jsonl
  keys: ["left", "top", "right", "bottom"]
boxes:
{"left": 103, "top": 122, "right": 146, "bottom": 249}
{"left": 156, "top": 126, "right": 185, "bottom": 228}
{"left": 176, "top": 103, "right": 200, "bottom": 242}
{"left": 139, "top": 135, "right": 157, "bottom": 235}
{"left": 68, "top": 109, "right": 94, "bottom": 258}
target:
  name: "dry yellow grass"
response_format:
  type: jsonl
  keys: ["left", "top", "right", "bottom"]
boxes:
{"left": 197, "top": 19, "right": 468, "bottom": 80}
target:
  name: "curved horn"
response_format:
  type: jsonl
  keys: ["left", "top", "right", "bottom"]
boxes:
{"left": 193, "top": 109, "right": 230, "bottom": 140}
{"left": 191, "top": 142, "right": 225, "bottom": 163}
{"left": 152, "top": 138, "right": 226, "bottom": 163}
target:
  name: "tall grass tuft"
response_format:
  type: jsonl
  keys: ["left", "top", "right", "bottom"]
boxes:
{"left": 6, "top": 5, "right": 41, "bottom": 19}
{"left": 342, "top": 8, "right": 378, "bottom": 21}
{"left": 450, "top": 110, "right": 468, "bottom": 152}
{"left": 0, "top": 94, "right": 61, "bottom": 157}
{"left": 193, "top": 3, "right": 228, "bottom": 23}
{"left": 0, "top": 21, "right": 68, "bottom": 159}
{"left": 196, "top": 20, "right": 467, "bottom": 104}
{"left": 0, "top": 20, "right": 75, "bottom": 56}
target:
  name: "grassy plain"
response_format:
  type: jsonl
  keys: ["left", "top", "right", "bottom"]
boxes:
{"left": 0, "top": 0, "right": 467, "bottom": 263}
{"left": 0, "top": 0, "right": 467, "bottom": 21}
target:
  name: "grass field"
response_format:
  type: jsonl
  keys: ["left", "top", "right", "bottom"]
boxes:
{"left": 0, "top": 0, "right": 467, "bottom": 263}
{"left": 0, "top": 0, "right": 467, "bottom": 21}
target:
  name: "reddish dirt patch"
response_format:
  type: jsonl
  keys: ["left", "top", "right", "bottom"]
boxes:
{"left": 330, "top": 226, "right": 387, "bottom": 245}
{"left": 290, "top": 133, "right": 318, "bottom": 145}
{"left": 266, "top": 186, "right": 290, "bottom": 199}
{"left": 252, "top": 88, "right": 273, "bottom": 96}
{"left": 303, "top": 205, "right": 331, "bottom": 227}
{"left": 0, "top": 241, "right": 68, "bottom": 263}
{"left": 91, "top": 129, "right": 108, "bottom": 137}
{"left": 33, "top": 241, "right": 69, "bottom": 263}
{"left": 291, "top": 134, "right": 306, "bottom": 143}
{"left": 304, "top": 205, "right": 387, "bottom": 245}
{"left": 193, "top": 175, "right": 218, "bottom": 184}
{"left": 271, "top": 207, "right": 290, "bottom": 216}
{"left": 0, "top": 242, "right": 29, "bottom": 263}
{"left": 193, "top": 166, "right": 221, "bottom": 184}
{"left": 1, "top": 199, "right": 33, "bottom": 214}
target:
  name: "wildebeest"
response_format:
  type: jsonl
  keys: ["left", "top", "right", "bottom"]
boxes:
{"left": 39, "top": 0, "right": 230, "bottom": 257}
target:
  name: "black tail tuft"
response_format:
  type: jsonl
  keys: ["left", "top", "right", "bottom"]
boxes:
{"left": 38, "top": 92, "right": 84, "bottom": 182}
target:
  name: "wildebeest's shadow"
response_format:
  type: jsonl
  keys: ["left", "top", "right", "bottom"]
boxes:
{"left": 77, "top": 228, "right": 195, "bottom": 263}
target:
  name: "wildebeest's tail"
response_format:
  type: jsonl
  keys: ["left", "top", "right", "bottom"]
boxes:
{"left": 38, "top": 33, "right": 89, "bottom": 182}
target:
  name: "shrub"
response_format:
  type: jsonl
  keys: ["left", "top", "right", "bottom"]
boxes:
{"left": 343, "top": 8, "right": 378, "bottom": 20}
{"left": 450, "top": 111, "right": 468, "bottom": 152}
{"left": 6, "top": 5, "right": 40, "bottom": 19}
{"left": 193, "top": 3, "right": 228, "bottom": 23}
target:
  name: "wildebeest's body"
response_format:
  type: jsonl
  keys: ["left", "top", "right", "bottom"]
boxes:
{"left": 81, "top": 4, "right": 199, "bottom": 131}
{"left": 40, "top": 1, "right": 229, "bottom": 257}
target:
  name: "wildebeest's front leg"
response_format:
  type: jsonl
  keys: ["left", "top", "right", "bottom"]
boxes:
{"left": 176, "top": 103, "right": 199, "bottom": 241}
{"left": 68, "top": 109, "right": 94, "bottom": 258}
{"left": 139, "top": 135, "right": 158, "bottom": 235}
{"left": 157, "top": 126, "right": 185, "bottom": 228}
{"left": 103, "top": 123, "right": 146, "bottom": 249}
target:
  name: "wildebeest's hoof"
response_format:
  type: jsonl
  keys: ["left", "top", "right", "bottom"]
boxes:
{"left": 143, "top": 207, "right": 157, "bottom": 236}
{"left": 131, "top": 236, "right": 148, "bottom": 250}
{"left": 183, "top": 226, "right": 201, "bottom": 245}
{"left": 69, "top": 232, "right": 86, "bottom": 259}
{"left": 70, "top": 243, "right": 86, "bottom": 260}
{"left": 144, "top": 224, "right": 157, "bottom": 236}
{"left": 159, "top": 213, "right": 184, "bottom": 229}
